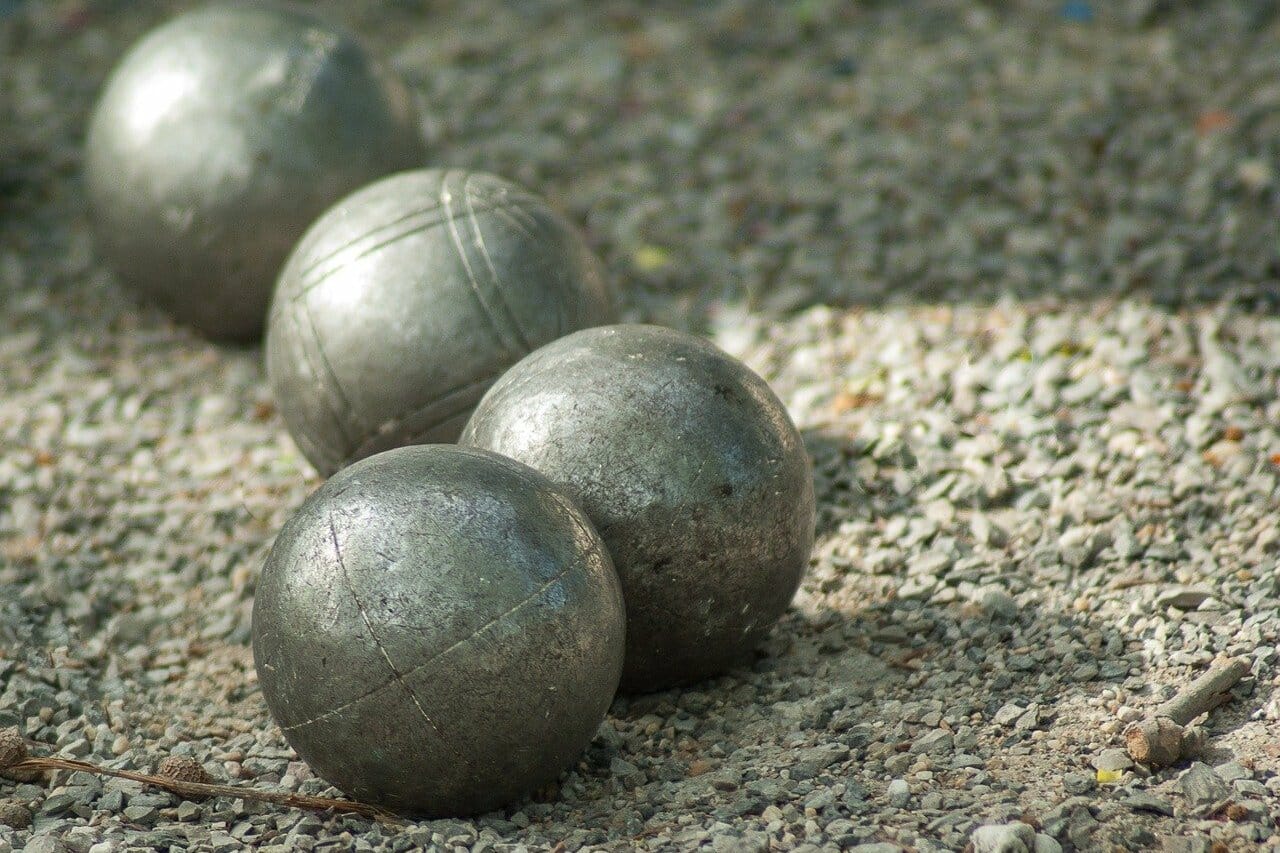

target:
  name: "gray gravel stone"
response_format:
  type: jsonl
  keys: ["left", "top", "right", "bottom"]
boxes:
{"left": 121, "top": 804, "right": 158, "bottom": 824}
{"left": 1161, "top": 837, "right": 1212, "bottom": 853}
{"left": 0, "top": 802, "right": 31, "bottom": 829}
{"left": 1123, "top": 793, "right": 1175, "bottom": 817}
{"left": 96, "top": 790, "right": 124, "bottom": 815}
{"left": 1092, "top": 749, "right": 1134, "bottom": 773}
{"left": 1212, "top": 761, "right": 1251, "bottom": 782}
{"left": 1157, "top": 588, "right": 1215, "bottom": 611}
{"left": 1178, "top": 763, "right": 1230, "bottom": 808}
{"left": 993, "top": 703, "right": 1026, "bottom": 727}
{"left": 1033, "top": 835, "right": 1062, "bottom": 853}
{"left": 911, "top": 729, "right": 954, "bottom": 757}
{"left": 1233, "top": 778, "right": 1268, "bottom": 798}
{"left": 1062, "top": 772, "right": 1095, "bottom": 795}
{"left": 24, "top": 837, "right": 67, "bottom": 853}
{"left": 971, "top": 822, "right": 1036, "bottom": 853}
{"left": 37, "top": 792, "right": 81, "bottom": 817}
{"left": 208, "top": 833, "right": 241, "bottom": 853}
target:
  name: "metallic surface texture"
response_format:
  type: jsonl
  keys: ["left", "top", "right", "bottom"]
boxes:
{"left": 265, "top": 168, "right": 617, "bottom": 475}
{"left": 251, "top": 444, "right": 625, "bottom": 816}
{"left": 461, "top": 324, "right": 815, "bottom": 693}
{"left": 85, "top": 2, "right": 424, "bottom": 341}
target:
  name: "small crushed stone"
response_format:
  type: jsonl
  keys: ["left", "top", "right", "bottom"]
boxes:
{"left": 3, "top": 1, "right": 1280, "bottom": 851}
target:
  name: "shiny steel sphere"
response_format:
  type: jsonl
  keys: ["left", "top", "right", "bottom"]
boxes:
{"left": 266, "top": 168, "right": 617, "bottom": 475}
{"left": 461, "top": 325, "right": 815, "bottom": 693}
{"left": 85, "top": 2, "right": 424, "bottom": 341}
{"left": 252, "top": 445, "right": 625, "bottom": 816}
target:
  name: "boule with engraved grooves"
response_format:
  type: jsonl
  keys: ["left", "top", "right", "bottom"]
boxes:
{"left": 251, "top": 445, "right": 625, "bottom": 816}
{"left": 265, "top": 168, "right": 617, "bottom": 475}
{"left": 461, "top": 324, "right": 815, "bottom": 693}
{"left": 85, "top": 2, "right": 424, "bottom": 341}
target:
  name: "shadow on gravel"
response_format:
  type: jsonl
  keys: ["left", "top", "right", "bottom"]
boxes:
{"left": 800, "top": 429, "right": 873, "bottom": 541}
{"left": 545, "top": 416, "right": 1249, "bottom": 848}
{"left": 586, "top": 591, "right": 1151, "bottom": 848}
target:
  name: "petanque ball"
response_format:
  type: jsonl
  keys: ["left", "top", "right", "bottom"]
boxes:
{"left": 265, "top": 168, "right": 617, "bottom": 475}
{"left": 251, "top": 444, "right": 626, "bottom": 816}
{"left": 461, "top": 324, "right": 815, "bottom": 693}
{"left": 85, "top": 2, "right": 425, "bottom": 340}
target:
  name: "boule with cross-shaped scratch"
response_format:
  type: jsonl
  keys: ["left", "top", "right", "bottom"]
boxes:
{"left": 251, "top": 444, "right": 625, "bottom": 816}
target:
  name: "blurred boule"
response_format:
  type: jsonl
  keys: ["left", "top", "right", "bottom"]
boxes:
{"left": 85, "top": 2, "right": 425, "bottom": 340}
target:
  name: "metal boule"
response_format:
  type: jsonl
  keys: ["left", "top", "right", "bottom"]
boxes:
{"left": 266, "top": 167, "right": 617, "bottom": 474}
{"left": 251, "top": 444, "right": 626, "bottom": 816}
{"left": 462, "top": 324, "right": 815, "bottom": 693}
{"left": 85, "top": 2, "right": 425, "bottom": 340}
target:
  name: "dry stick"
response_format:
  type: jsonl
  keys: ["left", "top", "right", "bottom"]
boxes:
{"left": 0, "top": 739, "right": 400, "bottom": 824}
{"left": 1124, "top": 656, "right": 1251, "bottom": 768}
{"left": 1155, "top": 656, "right": 1253, "bottom": 725}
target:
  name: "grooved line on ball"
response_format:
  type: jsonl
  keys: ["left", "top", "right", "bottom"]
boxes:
{"left": 327, "top": 517, "right": 446, "bottom": 742}
{"left": 295, "top": 199, "right": 445, "bottom": 280}
{"left": 456, "top": 183, "right": 567, "bottom": 339}
{"left": 461, "top": 185, "right": 558, "bottom": 322}
{"left": 466, "top": 178, "right": 543, "bottom": 234}
{"left": 278, "top": 561, "right": 575, "bottom": 733}
{"left": 441, "top": 171, "right": 523, "bottom": 357}
{"left": 347, "top": 375, "right": 494, "bottom": 462}
{"left": 291, "top": 200, "right": 506, "bottom": 300}
{"left": 278, "top": 28, "right": 338, "bottom": 114}
{"left": 297, "top": 300, "right": 359, "bottom": 452}
{"left": 464, "top": 181, "right": 543, "bottom": 242}
{"left": 463, "top": 171, "right": 533, "bottom": 352}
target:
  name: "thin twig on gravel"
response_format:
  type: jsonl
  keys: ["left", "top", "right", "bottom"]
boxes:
{"left": 0, "top": 727, "right": 399, "bottom": 823}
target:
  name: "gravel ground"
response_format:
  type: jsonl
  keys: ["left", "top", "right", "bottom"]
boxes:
{"left": 3, "top": 1, "right": 1280, "bottom": 851}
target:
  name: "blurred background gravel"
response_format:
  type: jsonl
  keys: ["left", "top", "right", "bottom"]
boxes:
{"left": 2, "top": 1, "right": 1279, "bottom": 851}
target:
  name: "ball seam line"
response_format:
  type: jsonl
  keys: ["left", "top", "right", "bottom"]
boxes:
{"left": 327, "top": 516, "right": 449, "bottom": 746}
{"left": 297, "top": 298, "right": 359, "bottom": 453}
{"left": 294, "top": 198, "right": 448, "bottom": 281}
{"left": 440, "top": 170, "right": 523, "bottom": 357}
{"left": 290, "top": 200, "right": 508, "bottom": 302}
{"left": 276, "top": 555, "right": 577, "bottom": 734}
{"left": 462, "top": 170, "right": 534, "bottom": 353}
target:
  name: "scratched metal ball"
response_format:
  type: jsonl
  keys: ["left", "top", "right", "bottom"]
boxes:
{"left": 265, "top": 168, "right": 617, "bottom": 475}
{"left": 84, "top": 2, "right": 424, "bottom": 341}
{"left": 461, "top": 325, "right": 815, "bottom": 693}
{"left": 251, "top": 444, "right": 625, "bottom": 816}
